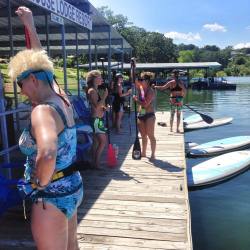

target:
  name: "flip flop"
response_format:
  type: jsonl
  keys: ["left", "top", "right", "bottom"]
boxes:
{"left": 157, "top": 122, "right": 167, "bottom": 127}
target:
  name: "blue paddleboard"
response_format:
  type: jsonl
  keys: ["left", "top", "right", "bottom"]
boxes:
{"left": 187, "top": 136, "right": 250, "bottom": 157}
{"left": 187, "top": 150, "right": 250, "bottom": 187}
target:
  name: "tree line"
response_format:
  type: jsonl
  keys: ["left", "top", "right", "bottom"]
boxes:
{"left": 98, "top": 6, "right": 250, "bottom": 77}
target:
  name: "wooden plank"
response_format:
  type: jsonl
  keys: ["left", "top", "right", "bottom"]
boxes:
{"left": 77, "top": 226, "right": 186, "bottom": 241}
{"left": 78, "top": 219, "right": 186, "bottom": 234}
{"left": 79, "top": 213, "right": 186, "bottom": 226}
{"left": 77, "top": 234, "right": 187, "bottom": 249}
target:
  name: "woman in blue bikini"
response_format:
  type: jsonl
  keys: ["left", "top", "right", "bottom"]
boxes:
{"left": 9, "top": 6, "right": 83, "bottom": 250}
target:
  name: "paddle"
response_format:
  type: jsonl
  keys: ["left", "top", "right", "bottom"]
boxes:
{"left": 155, "top": 81, "right": 214, "bottom": 125}
{"left": 128, "top": 95, "right": 132, "bottom": 135}
{"left": 184, "top": 104, "right": 214, "bottom": 124}
{"left": 99, "top": 58, "right": 116, "bottom": 167}
{"left": 131, "top": 58, "right": 141, "bottom": 160}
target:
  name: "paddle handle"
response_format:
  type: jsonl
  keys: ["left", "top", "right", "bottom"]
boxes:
{"left": 131, "top": 58, "right": 139, "bottom": 136}
{"left": 184, "top": 104, "right": 201, "bottom": 115}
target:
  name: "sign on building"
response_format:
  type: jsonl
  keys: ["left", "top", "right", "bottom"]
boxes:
{"left": 51, "top": 13, "right": 64, "bottom": 25}
{"left": 27, "top": 0, "right": 92, "bottom": 30}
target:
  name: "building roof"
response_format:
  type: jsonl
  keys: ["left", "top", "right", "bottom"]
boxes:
{"left": 0, "top": 0, "right": 132, "bottom": 57}
{"left": 81, "top": 61, "right": 221, "bottom": 70}
{"left": 120, "top": 62, "right": 221, "bottom": 70}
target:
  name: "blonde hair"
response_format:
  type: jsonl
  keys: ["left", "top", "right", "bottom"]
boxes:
{"left": 8, "top": 49, "right": 54, "bottom": 82}
{"left": 140, "top": 71, "right": 155, "bottom": 80}
{"left": 86, "top": 70, "right": 101, "bottom": 88}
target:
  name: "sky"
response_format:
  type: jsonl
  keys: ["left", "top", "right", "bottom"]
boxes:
{"left": 90, "top": 0, "right": 250, "bottom": 49}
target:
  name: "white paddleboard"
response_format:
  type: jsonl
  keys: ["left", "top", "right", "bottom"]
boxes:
{"left": 185, "top": 142, "right": 199, "bottom": 152}
{"left": 187, "top": 136, "right": 250, "bottom": 157}
{"left": 184, "top": 117, "right": 233, "bottom": 131}
{"left": 187, "top": 150, "right": 250, "bottom": 187}
{"left": 183, "top": 114, "right": 203, "bottom": 125}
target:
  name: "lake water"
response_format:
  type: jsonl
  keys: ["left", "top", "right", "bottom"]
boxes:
{"left": 156, "top": 77, "right": 250, "bottom": 250}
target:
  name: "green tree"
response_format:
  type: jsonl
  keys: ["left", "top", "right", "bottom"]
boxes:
{"left": 178, "top": 50, "right": 195, "bottom": 62}
{"left": 98, "top": 6, "right": 133, "bottom": 32}
{"left": 98, "top": 6, "right": 177, "bottom": 63}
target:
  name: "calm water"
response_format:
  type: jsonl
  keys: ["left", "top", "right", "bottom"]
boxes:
{"left": 156, "top": 77, "right": 250, "bottom": 250}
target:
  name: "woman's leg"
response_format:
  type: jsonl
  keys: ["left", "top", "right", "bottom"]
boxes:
{"left": 94, "top": 133, "right": 107, "bottom": 168}
{"left": 91, "top": 135, "right": 98, "bottom": 166}
{"left": 145, "top": 116, "right": 156, "bottom": 159}
{"left": 112, "top": 111, "right": 116, "bottom": 128}
{"left": 31, "top": 202, "right": 68, "bottom": 250}
{"left": 138, "top": 119, "right": 147, "bottom": 157}
{"left": 116, "top": 111, "right": 124, "bottom": 133}
{"left": 176, "top": 110, "right": 181, "bottom": 133}
{"left": 170, "top": 109, "right": 175, "bottom": 132}
{"left": 67, "top": 212, "right": 79, "bottom": 250}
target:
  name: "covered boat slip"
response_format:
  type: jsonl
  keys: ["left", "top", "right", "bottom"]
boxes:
{"left": 0, "top": 0, "right": 132, "bottom": 172}
{"left": 0, "top": 112, "right": 192, "bottom": 250}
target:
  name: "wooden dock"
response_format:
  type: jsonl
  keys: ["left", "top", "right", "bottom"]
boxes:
{"left": 0, "top": 111, "right": 192, "bottom": 250}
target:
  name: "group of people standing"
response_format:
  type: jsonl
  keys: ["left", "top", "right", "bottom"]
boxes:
{"left": 7, "top": 6, "right": 186, "bottom": 250}
{"left": 86, "top": 68, "right": 186, "bottom": 164}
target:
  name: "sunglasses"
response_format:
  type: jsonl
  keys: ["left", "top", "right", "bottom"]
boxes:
{"left": 137, "top": 78, "right": 145, "bottom": 81}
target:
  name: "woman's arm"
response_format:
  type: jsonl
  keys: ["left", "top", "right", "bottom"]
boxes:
{"left": 15, "top": 6, "right": 42, "bottom": 50}
{"left": 118, "top": 84, "right": 132, "bottom": 97}
{"left": 88, "top": 88, "right": 107, "bottom": 109}
{"left": 179, "top": 81, "right": 187, "bottom": 97}
{"left": 31, "top": 105, "right": 58, "bottom": 187}
{"left": 134, "top": 89, "right": 155, "bottom": 108}
{"left": 154, "top": 80, "right": 173, "bottom": 91}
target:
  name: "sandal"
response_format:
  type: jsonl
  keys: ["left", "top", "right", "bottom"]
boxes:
{"left": 157, "top": 122, "right": 167, "bottom": 127}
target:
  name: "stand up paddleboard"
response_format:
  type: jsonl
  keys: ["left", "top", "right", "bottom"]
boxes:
{"left": 183, "top": 114, "right": 203, "bottom": 125}
{"left": 187, "top": 136, "right": 250, "bottom": 158}
{"left": 184, "top": 117, "right": 233, "bottom": 132}
{"left": 187, "top": 150, "right": 250, "bottom": 188}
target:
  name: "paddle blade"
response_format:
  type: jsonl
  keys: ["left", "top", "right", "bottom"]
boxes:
{"left": 107, "top": 144, "right": 117, "bottom": 168}
{"left": 132, "top": 137, "right": 141, "bottom": 160}
{"left": 184, "top": 104, "right": 214, "bottom": 124}
{"left": 200, "top": 114, "right": 213, "bottom": 124}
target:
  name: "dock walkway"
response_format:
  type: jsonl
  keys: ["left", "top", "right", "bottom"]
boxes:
{"left": 0, "top": 111, "right": 192, "bottom": 250}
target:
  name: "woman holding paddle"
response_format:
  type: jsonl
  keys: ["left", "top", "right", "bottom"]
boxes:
{"left": 133, "top": 72, "right": 156, "bottom": 160}
{"left": 154, "top": 69, "right": 186, "bottom": 133}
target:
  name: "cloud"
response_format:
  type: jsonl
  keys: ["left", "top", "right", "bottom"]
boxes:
{"left": 246, "top": 26, "right": 250, "bottom": 30}
{"left": 203, "top": 23, "right": 227, "bottom": 32}
{"left": 164, "top": 31, "right": 201, "bottom": 42}
{"left": 233, "top": 43, "right": 250, "bottom": 49}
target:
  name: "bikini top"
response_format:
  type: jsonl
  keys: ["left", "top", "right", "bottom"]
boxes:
{"left": 19, "top": 102, "right": 77, "bottom": 182}
{"left": 170, "top": 80, "right": 183, "bottom": 92}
